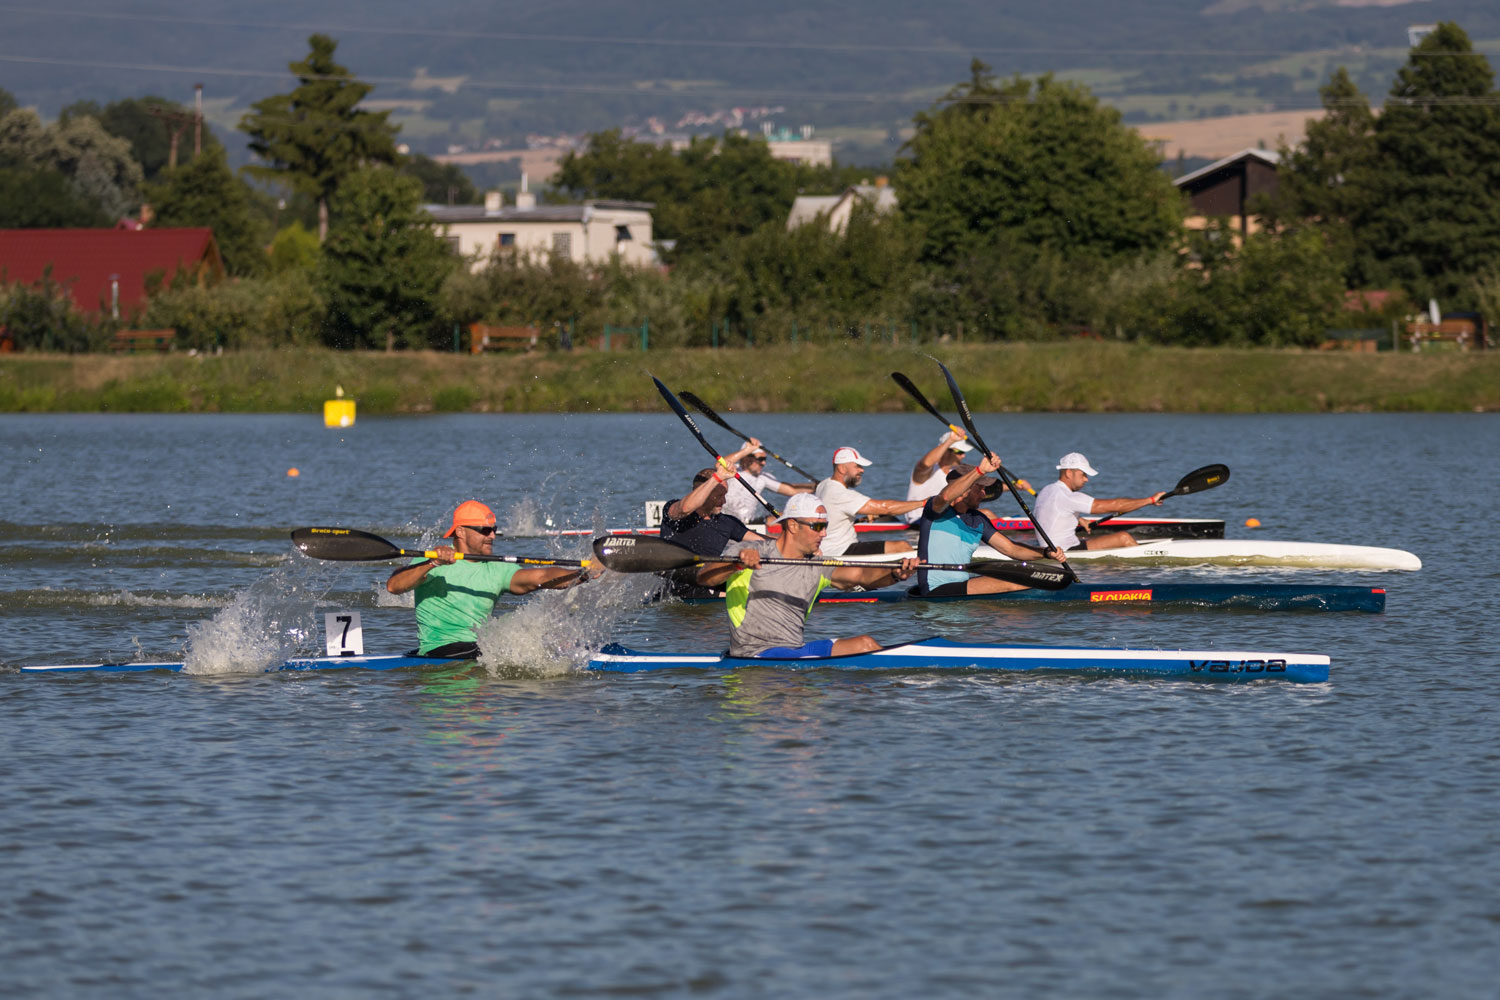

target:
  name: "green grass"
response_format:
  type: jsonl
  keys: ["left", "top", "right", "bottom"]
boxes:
{"left": 1, "top": 344, "right": 1496, "bottom": 414}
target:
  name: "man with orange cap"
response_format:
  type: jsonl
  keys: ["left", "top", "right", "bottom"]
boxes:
{"left": 386, "top": 500, "right": 596, "bottom": 657}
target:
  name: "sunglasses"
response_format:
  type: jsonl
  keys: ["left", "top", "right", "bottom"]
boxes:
{"left": 793, "top": 520, "right": 829, "bottom": 532}
{"left": 465, "top": 525, "right": 497, "bottom": 536}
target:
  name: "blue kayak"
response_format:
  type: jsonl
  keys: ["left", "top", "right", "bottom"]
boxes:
{"left": 22, "top": 638, "right": 1329, "bottom": 682}
{"left": 588, "top": 636, "right": 1330, "bottom": 683}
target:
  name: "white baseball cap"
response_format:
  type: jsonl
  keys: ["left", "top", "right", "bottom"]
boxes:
{"left": 832, "top": 446, "right": 873, "bottom": 467}
{"left": 1057, "top": 452, "right": 1099, "bottom": 477}
{"left": 778, "top": 493, "right": 828, "bottom": 521}
{"left": 942, "top": 433, "right": 973, "bottom": 454}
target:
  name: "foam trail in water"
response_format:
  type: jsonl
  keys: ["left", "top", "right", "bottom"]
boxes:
{"left": 474, "top": 571, "right": 662, "bottom": 677}
{"left": 181, "top": 559, "right": 336, "bottom": 676}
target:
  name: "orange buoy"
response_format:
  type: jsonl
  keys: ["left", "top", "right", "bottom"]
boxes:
{"left": 1245, "top": 517, "right": 1260, "bottom": 528}
{"left": 287, "top": 468, "right": 300, "bottom": 478}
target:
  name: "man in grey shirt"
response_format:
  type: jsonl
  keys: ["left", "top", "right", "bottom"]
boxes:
{"left": 698, "top": 493, "right": 917, "bottom": 658}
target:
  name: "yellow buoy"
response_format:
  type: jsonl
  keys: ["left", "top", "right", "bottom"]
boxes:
{"left": 287, "top": 467, "right": 300, "bottom": 478}
{"left": 1245, "top": 517, "right": 1261, "bottom": 528}
{"left": 323, "top": 395, "right": 356, "bottom": 428}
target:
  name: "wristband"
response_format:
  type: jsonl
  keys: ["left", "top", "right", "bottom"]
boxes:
{"left": 712, "top": 471, "right": 725, "bottom": 484}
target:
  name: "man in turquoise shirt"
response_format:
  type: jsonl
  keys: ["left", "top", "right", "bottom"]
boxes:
{"left": 386, "top": 500, "right": 594, "bottom": 657}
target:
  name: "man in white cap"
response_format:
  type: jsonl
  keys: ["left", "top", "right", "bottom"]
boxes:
{"left": 815, "top": 446, "right": 926, "bottom": 557}
{"left": 903, "top": 430, "right": 974, "bottom": 525}
{"left": 1033, "top": 453, "right": 1166, "bottom": 552}
{"left": 696, "top": 493, "right": 918, "bottom": 658}
{"left": 386, "top": 500, "right": 598, "bottom": 657}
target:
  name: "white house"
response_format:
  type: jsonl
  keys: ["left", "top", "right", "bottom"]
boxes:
{"left": 427, "top": 187, "right": 656, "bottom": 269}
{"left": 787, "top": 182, "right": 898, "bottom": 233}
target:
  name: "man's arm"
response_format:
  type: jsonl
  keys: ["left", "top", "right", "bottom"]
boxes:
{"left": 830, "top": 558, "right": 918, "bottom": 591}
{"left": 772, "top": 481, "right": 815, "bottom": 496}
{"left": 856, "top": 498, "right": 928, "bottom": 518}
{"left": 1087, "top": 492, "right": 1168, "bottom": 515}
{"left": 666, "top": 472, "right": 727, "bottom": 520}
{"left": 510, "top": 565, "right": 598, "bottom": 594}
{"left": 387, "top": 547, "right": 456, "bottom": 594}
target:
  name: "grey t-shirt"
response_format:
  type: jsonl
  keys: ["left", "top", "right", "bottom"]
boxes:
{"left": 722, "top": 538, "right": 832, "bottom": 657}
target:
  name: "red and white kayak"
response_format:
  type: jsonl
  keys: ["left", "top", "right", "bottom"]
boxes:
{"left": 841, "top": 538, "right": 1421, "bottom": 571}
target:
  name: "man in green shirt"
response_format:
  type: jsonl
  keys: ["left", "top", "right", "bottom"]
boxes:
{"left": 386, "top": 500, "right": 594, "bottom": 657}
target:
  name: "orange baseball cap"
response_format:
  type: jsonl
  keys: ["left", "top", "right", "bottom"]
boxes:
{"left": 443, "top": 500, "right": 497, "bottom": 537}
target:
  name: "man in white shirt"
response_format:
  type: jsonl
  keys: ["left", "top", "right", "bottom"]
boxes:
{"left": 722, "top": 442, "right": 814, "bottom": 524}
{"left": 903, "top": 431, "right": 973, "bottom": 524}
{"left": 815, "top": 446, "right": 926, "bottom": 557}
{"left": 1033, "top": 452, "right": 1166, "bottom": 552}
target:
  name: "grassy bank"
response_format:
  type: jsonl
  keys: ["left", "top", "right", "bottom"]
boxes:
{"left": 1, "top": 343, "right": 1496, "bottom": 413}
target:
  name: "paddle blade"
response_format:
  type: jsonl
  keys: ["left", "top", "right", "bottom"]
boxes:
{"left": 890, "top": 372, "right": 950, "bottom": 425}
{"left": 1173, "top": 464, "right": 1230, "bottom": 497}
{"left": 969, "top": 560, "right": 1073, "bottom": 591}
{"left": 592, "top": 534, "right": 704, "bottom": 574}
{"left": 291, "top": 527, "right": 403, "bottom": 562}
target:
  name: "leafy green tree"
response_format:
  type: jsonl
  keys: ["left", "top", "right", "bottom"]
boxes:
{"left": 147, "top": 147, "right": 268, "bottom": 275}
{"left": 0, "top": 87, "right": 17, "bottom": 118}
{"left": 240, "top": 34, "right": 400, "bottom": 241}
{"left": 269, "top": 221, "right": 321, "bottom": 273}
{"left": 1353, "top": 22, "right": 1500, "bottom": 303}
{"left": 96, "top": 97, "right": 221, "bottom": 183}
{"left": 319, "top": 167, "right": 456, "bottom": 349}
{"left": 139, "top": 270, "right": 325, "bottom": 350}
{"left": 0, "top": 108, "right": 144, "bottom": 219}
{"left": 0, "top": 267, "right": 106, "bottom": 352}
{"left": 897, "top": 61, "right": 1182, "bottom": 270}
{"left": 401, "top": 153, "right": 479, "bottom": 205}
{"left": 0, "top": 167, "right": 111, "bottom": 227}
{"left": 1257, "top": 68, "right": 1375, "bottom": 281}
{"left": 554, "top": 130, "right": 804, "bottom": 261}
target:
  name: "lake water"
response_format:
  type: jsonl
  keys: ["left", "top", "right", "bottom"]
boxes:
{"left": 3, "top": 411, "right": 1497, "bottom": 997}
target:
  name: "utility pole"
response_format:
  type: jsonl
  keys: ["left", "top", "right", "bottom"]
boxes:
{"left": 146, "top": 103, "right": 194, "bottom": 170}
{"left": 194, "top": 83, "right": 203, "bottom": 156}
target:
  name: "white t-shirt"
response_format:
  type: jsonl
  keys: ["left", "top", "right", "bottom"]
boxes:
{"left": 903, "top": 464, "right": 948, "bottom": 524}
{"left": 815, "top": 477, "right": 871, "bottom": 557}
{"left": 1033, "top": 480, "right": 1094, "bottom": 552}
{"left": 723, "top": 469, "right": 782, "bottom": 524}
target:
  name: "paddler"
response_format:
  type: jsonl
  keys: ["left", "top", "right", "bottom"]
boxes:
{"left": 722, "top": 440, "right": 815, "bottom": 525}
{"left": 815, "top": 446, "right": 925, "bottom": 557}
{"left": 386, "top": 500, "right": 597, "bottom": 657}
{"left": 1033, "top": 453, "right": 1166, "bottom": 552}
{"left": 903, "top": 430, "right": 975, "bottom": 524}
{"left": 696, "top": 493, "right": 918, "bottom": 657}
{"left": 914, "top": 455, "right": 1064, "bottom": 596}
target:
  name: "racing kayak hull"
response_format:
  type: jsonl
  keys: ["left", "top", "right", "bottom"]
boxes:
{"left": 20, "top": 654, "right": 456, "bottom": 675}
{"left": 588, "top": 636, "right": 1330, "bottom": 683}
{"left": 836, "top": 539, "right": 1421, "bottom": 571}
{"left": 679, "top": 582, "right": 1386, "bottom": 612}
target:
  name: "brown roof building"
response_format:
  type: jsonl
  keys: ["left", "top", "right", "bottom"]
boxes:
{"left": 1174, "top": 148, "right": 1281, "bottom": 238}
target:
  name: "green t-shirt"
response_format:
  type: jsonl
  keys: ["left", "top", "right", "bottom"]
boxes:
{"left": 411, "top": 558, "right": 521, "bottom": 654}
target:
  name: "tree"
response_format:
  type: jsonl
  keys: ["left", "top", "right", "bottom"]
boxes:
{"left": 0, "top": 87, "right": 17, "bottom": 118}
{"left": 897, "top": 62, "right": 1183, "bottom": 270}
{"left": 147, "top": 146, "right": 268, "bottom": 276}
{"left": 240, "top": 34, "right": 400, "bottom": 241}
{"left": 1257, "top": 68, "right": 1375, "bottom": 281}
{"left": 0, "top": 108, "right": 143, "bottom": 220}
{"left": 401, "top": 153, "right": 479, "bottom": 205}
{"left": 1353, "top": 22, "right": 1500, "bottom": 303}
{"left": 97, "top": 96, "right": 222, "bottom": 183}
{"left": 0, "top": 167, "right": 111, "bottom": 227}
{"left": 319, "top": 167, "right": 456, "bottom": 349}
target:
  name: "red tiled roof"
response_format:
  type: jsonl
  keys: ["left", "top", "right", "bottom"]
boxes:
{"left": 0, "top": 228, "right": 224, "bottom": 316}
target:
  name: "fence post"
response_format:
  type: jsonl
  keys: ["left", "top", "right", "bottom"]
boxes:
{"left": 791, "top": 320, "right": 798, "bottom": 343}
{"left": 603, "top": 325, "right": 611, "bottom": 352}
{"left": 453, "top": 324, "right": 461, "bottom": 353}
{"left": 640, "top": 318, "right": 649, "bottom": 351}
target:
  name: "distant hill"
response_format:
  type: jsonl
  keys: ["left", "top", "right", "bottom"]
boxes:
{"left": 3, "top": 0, "right": 1497, "bottom": 167}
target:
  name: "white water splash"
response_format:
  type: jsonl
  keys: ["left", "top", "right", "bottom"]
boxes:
{"left": 181, "top": 562, "right": 333, "bottom": 676}
{"left": 474, "top": 572, "right": 661, "bottom": 677}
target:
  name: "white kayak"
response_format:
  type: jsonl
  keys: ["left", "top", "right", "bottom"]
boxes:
{"left": 842, "top": 538, "right": 1421, "bottom": 571}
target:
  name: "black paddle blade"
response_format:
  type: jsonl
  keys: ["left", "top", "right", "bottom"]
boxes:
{"left": 1173, "top": 464, "right": 1231, "bottom": 497}
{"left": 291, "top": 527, "right": 402, "bottom": 561}
{"left": 592, "top": 534, "right": 704, "bottom": 574}
{"left": 969, "top": 560, "right": 1073, "bottom": 591}
{"left": 678, "top": 390, "right": 733, "bottom": 432}
{"left": 890, "top": 372, "right": 951, "bottom": 425}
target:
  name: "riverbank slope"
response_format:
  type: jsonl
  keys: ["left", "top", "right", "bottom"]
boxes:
{"left": 2, "top": 343, "right": 1495, "bottom": 413}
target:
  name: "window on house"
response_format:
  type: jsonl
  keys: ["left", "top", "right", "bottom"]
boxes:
{"left": 498, "top": 233, "right": 516, "bottom": 247}
{"left": 552, "top": 232, "right": 572, "bottom": 258}
{"left": 615, "top": 224, "right": 632, "bottom": 242}
{"left": 445, "top": 235, "right": 461, "bottom": 253}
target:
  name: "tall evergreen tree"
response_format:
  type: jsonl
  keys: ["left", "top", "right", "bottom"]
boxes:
{"left": 319, "top": 167, "right": 456, "bottom": 350}
{"left": 239, "top": 34, "right": 400, "bottom": 241}
{"left": 147, "top": 147, "right": 268, "bottom": 276}
{"left": 1353, "top": 22, "right": 1500, "bottom": 303}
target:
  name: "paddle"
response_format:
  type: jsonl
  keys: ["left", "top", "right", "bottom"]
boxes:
{"left": 926, "top": 356, "right": 1081, "bottom": 582}
{"left": 592, "top": 534, "right": 1072, "bottom": 591}
{"left": 651, "top": 374, "right": 781, "bottom": 518}
{"left": 891, "top": 371, "right": 1035, "bottom": 495}
{"left": 678, "top": 390, "right": 820, "bottom": 483}
{"left": 1089, "top": 464, "right": 1231, "bottom": 530}
{"left": 291, "top": 527, "right": 590, "bottom": 567}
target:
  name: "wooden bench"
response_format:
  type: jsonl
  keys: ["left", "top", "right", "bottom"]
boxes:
{"left": 468, "top": 323, "right": 538, "bottom": 353}
{"left": 1405, "top": 319, "right": 1479, "bottom": 352}
{"left": 111, "top": 329, "right": 176, "bottom": 353}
